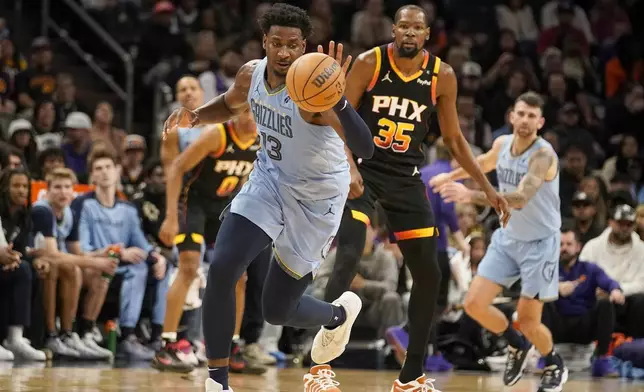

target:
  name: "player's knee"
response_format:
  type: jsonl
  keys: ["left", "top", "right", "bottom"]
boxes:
{"left": 59, "top": 263, "right": 81, "bottom": 279}
{"left": 177, "top": 252, "right": 201, "bottom": 281}
{"left": 516, "top": 313, "right": 541, "bottom": 337}
{"left": 261, "top": 296, "right": 292, "bottom": 326}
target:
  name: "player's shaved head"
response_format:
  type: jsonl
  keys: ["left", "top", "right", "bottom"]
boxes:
{"left": 176, "top": 76, "right": 204, "bottom": 110}
{"left": 394, "top": 5, "right": 428, "bottom": 26}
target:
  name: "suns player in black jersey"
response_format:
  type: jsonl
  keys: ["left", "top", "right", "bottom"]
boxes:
{"left": 154, "top": 76, "right": 268, "bottom": 374}
{"left": 322, "top": 5, "right": 509, "bottom": 391}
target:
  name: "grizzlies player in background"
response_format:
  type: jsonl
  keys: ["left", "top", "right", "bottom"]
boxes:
{"left": 155, "top": 76, "right": 266, "bottom": 374}
{"left": 323, "top": 5, "right": 509, "bottom": 391}
{"left": 432, "top": 92, "right": 568, "bottom": 392}
{"left": 165, "top": 4, "right": 374, "bottom": 392}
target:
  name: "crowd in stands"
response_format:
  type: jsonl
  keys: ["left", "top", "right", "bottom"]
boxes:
{"left": 1, "top": 0, "right": 644, "bottom": 379}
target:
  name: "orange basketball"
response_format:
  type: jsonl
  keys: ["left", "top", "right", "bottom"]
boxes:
{"left": 286, "top": 52, "right": 346, "bottom": 112}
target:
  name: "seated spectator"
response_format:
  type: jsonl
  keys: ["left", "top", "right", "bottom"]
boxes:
{"left": 6, "top": 118, "right": 38, "bottom": 171}
{"left": 589, "top": 0, "right": 631, "bottom": 48}
{"left": 540, "top": 0, "right": 594, "bottom": 44}
{"left": 579, "top": 176, "right": 609, "bottom": 229}
{"left": 32, "top": 98, "right": 60, "bottom": 137}
{"left": 72, "top": 148, "right": 168, "bottom": 360}
{"left": 495, "top": 0, "right": 539, "bottom": 45}
{"left": 350, "top": 0, "right": 393, "bottom": 50}
{"left": 603, "top": 35, "right": 643, "bottom": 99}
{"left": 30, "top": 168, "right": 117, "bottom": 359}
{"left": 35, "top": 147, "right": 65, "bottom": 181}
{"left": 14, "top": 37, "right": 56, "bottom": 113}
{"left": 61, "top": 112, "right": 93, "bottom": 182}
{"left": 0, "top": 168, "right": 46, "bottom": 361}
{"left": 560, "top": 144, "right": 590, "bottom": 218}
{"left": 601, "top": 134, "right": 638, "bottom": 185}
{"left": 537, "top": 1, "right": 589, "bottom": 57}
{"left": 1, "top": 145, "right": 24, "bottom": 170}
{"left": 311, "top": 224, "right": 404, "bottom": 340}
{"left": 542, "top": 228, "right": 623, "bottom": 377}
{"left": 90, "top": 101, "right": 126, "bottom": 158}
{"left": 569, "top": 191, "right": 604, "bottom": 245}
{"left": 0, "top": 38, "right": 28, "bottom": 82}
{"left": 604, "top": 83, "right": 644, "bottom": 143}
{"left": 121, "top": 135, "right": 147, "bottom": 199}
{"left": 580, "top": 205, "right": 644, "bottom": 338}
{"left": 54, "top": 73, "right": 89, "bottom": 127}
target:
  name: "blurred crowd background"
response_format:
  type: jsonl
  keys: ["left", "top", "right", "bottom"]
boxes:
{"left": 1, "top": 0, "right": 644, "bottom": 379}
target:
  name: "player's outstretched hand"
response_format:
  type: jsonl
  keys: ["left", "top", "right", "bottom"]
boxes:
{"left": 318, "top": 41, "right": 352, "bottom": 75}
{"left": 429, "top": 173, "right": 451, "bottom": 192}
{"left": 438, "top": 181, "right": 471, "bottom": 203}
{"left": 163, "top": 107, "right": 199, "bottom": 139}
{"left": 486, "top": 191, "right": 511, "bottom": 227}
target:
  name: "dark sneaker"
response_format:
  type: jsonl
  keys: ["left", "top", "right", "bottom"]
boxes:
{"left": 539, "top": 364, "right": 569, "bottom": 392}
{"left": 151, "top": 341, "right": 195, "bottom": 373}
{"left": 424, "top": 352, "right": 453, "bottom": 372}
{"left": 503, "top": 345, "right": 533, "bottom": 386}
{"left": 591, "top": 357, "right": 619, "bottom": 378}
{"left": 229, "top": 342, "right": 266, "bottom": 375}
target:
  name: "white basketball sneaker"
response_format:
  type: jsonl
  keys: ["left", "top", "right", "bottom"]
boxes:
{"left": 205, "top": 378, "right": 233, "bottom": 392}
{"left": 310, "top": 291, "right": 362, "bottom": 364}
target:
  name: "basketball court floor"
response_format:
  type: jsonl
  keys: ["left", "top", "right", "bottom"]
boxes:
{"left": 1, "top": 364, "right": 642, "bottom": 391}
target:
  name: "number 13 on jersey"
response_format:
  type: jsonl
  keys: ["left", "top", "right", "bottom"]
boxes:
{"left": 373, "top": 118, "right": 414, "bottom": 153}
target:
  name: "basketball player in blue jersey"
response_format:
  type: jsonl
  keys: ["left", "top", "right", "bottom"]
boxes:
{"left": 431, "top": 92, "right": 568, "bottom": 392}
{"left": 164, "top": 4, "right": 374, "bottom": 392}
{"left": 156, "top": 76, "right": 266, "bottom": 374}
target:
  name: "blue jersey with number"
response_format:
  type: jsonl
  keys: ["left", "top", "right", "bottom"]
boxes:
{"left": 497, "top": 136, "right": 561, "bottom": 241}
{"left": 247, "top": 57, "right": 350, "bottom": 200}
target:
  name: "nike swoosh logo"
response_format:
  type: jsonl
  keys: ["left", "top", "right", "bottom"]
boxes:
{"left": 340, "top": 100, "right": 347, "bottom": 111}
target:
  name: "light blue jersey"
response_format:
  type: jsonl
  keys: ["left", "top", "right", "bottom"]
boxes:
{"left": 32, "top": 200, "right": 77, "bottom": 253}
{"left": 230, "top": 57, "right": 350, "bottom": 278}
{"left": 177, "top": 126, "right": 204, "bottom": 152}
{"left": 496, "top": 136, "right": 561, "bottom": 241}
{"left": 477, "top": 136, "right": 561, "bottom": 301}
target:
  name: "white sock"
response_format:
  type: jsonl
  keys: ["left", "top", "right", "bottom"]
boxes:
{"left": 7, "top": 326, "right": 23, "bottom": 343}
{"left": 161, "top": 332, "right": 177, "bottom": 342}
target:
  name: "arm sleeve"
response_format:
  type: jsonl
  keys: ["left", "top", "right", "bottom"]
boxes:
{"left": 31, "top": 206, "right": 56, "bottom": 238}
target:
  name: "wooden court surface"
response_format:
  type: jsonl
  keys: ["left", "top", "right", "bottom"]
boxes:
{"left": 1, "top": 365, "right": 643, "bottom": 392}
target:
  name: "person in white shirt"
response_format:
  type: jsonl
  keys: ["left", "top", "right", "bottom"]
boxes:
{"left": 579, "top": 204, "right": 644, "bottom": 338}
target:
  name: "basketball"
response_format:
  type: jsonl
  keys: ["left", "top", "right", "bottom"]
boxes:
{"left": 286, "top": 52, "right": 346, "bottom": 112}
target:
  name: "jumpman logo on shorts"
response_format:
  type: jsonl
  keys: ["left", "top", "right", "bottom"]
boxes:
{"left": 323, "top": 206, "right": 335, "bottom": 216}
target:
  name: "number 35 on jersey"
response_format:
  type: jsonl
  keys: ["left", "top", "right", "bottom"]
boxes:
{"left": 370, "top": 96, "right": 427, "bottom": 154}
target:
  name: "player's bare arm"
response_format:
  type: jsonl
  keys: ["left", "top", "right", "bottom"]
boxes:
{"left": 302, "top": 42, "right": 373, "bottom": 159}
{"left": 164, "top": 60, "right": 258, "bottom": 131}
{"left": 435, "top": 62, "right": 510, "bottom": 220}
{"left": 455, "top": 147, "right": 557, "bottom": 209}
{"left": 160, "top": 126, "right": 180, "bottom": 172}
{"left": 160, "top": 125, "right": 225, "bottom": 246}
{"left": 430, "top": 135, "right": 508, "bottom": 189}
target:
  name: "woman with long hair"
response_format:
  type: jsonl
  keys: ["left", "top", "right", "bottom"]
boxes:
{"left": 0, "top": 168, "right": 47, "bottom": 361}
{"left": 579, "top": 175, "right": 609, "bottom": 229}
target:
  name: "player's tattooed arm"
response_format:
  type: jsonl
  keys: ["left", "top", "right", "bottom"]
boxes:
{"left": 193, "top": 60, "right": 257, "bottom": 124}
{"left": 470, "top": 148, "right": 556, "bottom": 208}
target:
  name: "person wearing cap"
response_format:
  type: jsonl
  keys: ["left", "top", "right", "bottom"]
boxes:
{"left": 580, "top": 204, "right": 644, "bottom": 339}
{"left": 570, "top": 191, "right": 604, "bottom": 245}
{"left": 6, "top": 118, "right": 38, "bottom": 170}
{"left": 543, "top": 227, "right": 623, "bottom": 377}
{"left": 61, "top": 112, "right": 93, "bottom": 180}
{"left": 14, "top": 36, "right": 56, "bottom": 111}
{"left": 121, "top": 135, "right": 147, "bottom": 198}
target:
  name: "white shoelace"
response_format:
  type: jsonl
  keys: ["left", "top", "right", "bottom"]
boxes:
{"left": 312, "top": 368, "right": 340, "bottom": 389}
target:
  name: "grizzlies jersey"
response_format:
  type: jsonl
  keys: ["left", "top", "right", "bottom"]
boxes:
{"left": 358, "top": 43, "right": 440, "bottom": 177}
{"left": 178, "top": 122, "right": 260, "bottom": 200}
{"left": 32, "top": 200, "right": 77, "bottom": 253}
{"left": 247, "top": 57, "right": 350, "bottom": 200}
{"left": 497, "top": 136, "right": 561, "bottom": 241}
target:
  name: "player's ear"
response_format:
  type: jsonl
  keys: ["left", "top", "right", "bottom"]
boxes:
{"left": 262, "top": 35, "right": 267, "bottom": 50}
{"left": 391, "top": 24, "right": 396, "bottom": 39}
{"left": 537, "top": 116, "right": 545, "bottom": 130}
{"left": 426, "top": 27, "right": 430, "bottom": 41}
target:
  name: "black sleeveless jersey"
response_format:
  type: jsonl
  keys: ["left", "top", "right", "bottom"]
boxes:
{"left": 357, "top": 43, "right": 441, "bottom": 177}
{"left": 184, "top": 121, "right": 260, "bottom": 201}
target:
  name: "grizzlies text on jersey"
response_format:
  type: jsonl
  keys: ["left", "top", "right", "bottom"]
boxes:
{"left": 358, "top": 43, "right": 441, "bottom": 177}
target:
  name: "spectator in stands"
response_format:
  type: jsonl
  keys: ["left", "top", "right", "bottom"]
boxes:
{"left": 540, "top": 0, "right": 594, "bottom": 44}
{"left": 601, "top": 134, "right": 638, "bottom": 185}
{"left": 569, "top": 191, "right": 603, "bottom": 245}
{"left": 484, "top": 69, "right": 529, "bottom": 129}
{"left": 0, "top": 168, "right": 46, "bottom": 361}
{"left": 457, "top": 93, "right": 492, "bottom": 151}
{"left": 14, "top": 37, "right": 56, "bottom": 113}
{"left": 175, "top": 0, "right": 202, "bottom": 33}
{"left": 579, "top": 175, "right": 609, "bottom": 228}
{"left": 605, "top": 83, "right": 644, "bottom": 143}
{"left": 31, "top": 168, "right": 116, "bottom": 359}
{"left": 0, "top": 38, "right": 27, "bottom": 81}
{"left": 120, "top": 134, "right": 147, "bottom": 198}
{"left": 460, "top": 61, "right": 484, "bottom": 101}
{"left": 553, "top": 102, "right": 598, "bottom": 164}
{"left": 603, "top": 35, "right": 642, "bottom": 99}
{"left": 241, "top": 39, "right": 262, "bottom": 63}
{"left": 589, "top": 0, "right": 631, "bottom": 48}
{"left": 6, "top": 118, "right": 38, "bottom": 172}
{"left": 1, "top": 146, "right": 24, "bottom": 170}
{"left": 350, "top": 0, "right": 393, "bottom": 50}
{"left": 90, "top": 101, "right": 126, "bottom": 158}
{"left": 419, "top": 0, "right": 446, "bottom": 56}
{"left": 0, "top": 42, "right": 14, "bottom": 115}
{"left": 33, "top": 99, "right": 58, "bottom": 136}
{"left": 312, "top": 224, "right": 403, "bottom": 339}
{"left": 212, "top": 0, "right": 245, "bottom": 47}
{"left": 54, "top": 73, "right": 89, "bottom": 128}
{"left": 636, "top": 205, "right": 644, "bottom": 241}
{"left": 580, "top": 205, "right": 644, "bottom": 339}
{"left": 495, "top": 0, "right": 539, "bottom": 46}
{"left": 215, "top": 49, "right": 243, "bottom": 94}
{"left": 61, "top": 112, "right": 93, "bottom": 182}
{"left": 544, "top": 228, "right": 623, "bottom": 377}
{"left": 72, "top": 147, "right": 167, "bottom": 359}
{"left": 538, "top": 1, "right": 590, "bottom": 57}
{"left": 560, "top": 144, "right": 590, "bottom": 218}
{"left": 36, "top": 147, "right": 65, "bottom": 181}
